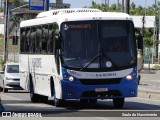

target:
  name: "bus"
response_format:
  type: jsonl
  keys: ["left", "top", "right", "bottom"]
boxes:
{"left": 19, "top": 8, "right": 141, "bottom": 108}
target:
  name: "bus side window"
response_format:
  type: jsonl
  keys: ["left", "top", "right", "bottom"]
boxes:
{"left": 42, "top": 25, "right": 48, "bottom": 53}
{"left": 25, "top": 28, "right": 30, "bottom": 53}
{"left": 36, "top": 26, "right": 42, "bottom": 53}
{"left": 31, "top": 27, "right": 36, "bottom": 53}
{"left": 48, "top": 24, "right": 55, "bottom": 54}
{"left": 20, "top": 28, "right": 25, "bottom": 53}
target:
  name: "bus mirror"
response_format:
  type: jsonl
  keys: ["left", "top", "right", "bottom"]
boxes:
{"left": 137, "top": 35, "right": 143, "bottom": 50}
{"left": 12, "top": 36, "right": 18, "bottom": 45}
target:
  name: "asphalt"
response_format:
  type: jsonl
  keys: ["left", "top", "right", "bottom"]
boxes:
{"left": 0, "top": 69, "right": 160, "bottom": 111}
{"left": 138, "top": 69, "right": 160, "bottom": 100}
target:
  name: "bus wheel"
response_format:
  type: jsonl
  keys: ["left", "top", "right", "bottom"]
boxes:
{"left": 80, "top": 99, "right": 88, "bottom": 103}
{"left": 39, "top": 95, "right": 48, "bottom": 103}
{"left": 113, "top": 98, "right": 124, "bottom": 109}
{"left": 30, "top": 80, "right": 39, "bottom": 103}
{"left": 89, "top": 99, "right": 97, "bottom": 104}
{"left": 51, "top": 82, "right": 63, "bottom": 107}
{"left": 52, "top": 86, "right": 63, "bottom": 107}
{"left": 138, "top": 75, "right": 141, "bottom": 85}
{"left": 54, "top": 98, "right": 63, "bottom": 107}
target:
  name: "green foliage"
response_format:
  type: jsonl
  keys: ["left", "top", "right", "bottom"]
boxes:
{"left": 13, "top": 0, "right": 26, "bottom": 7}
{"left": 154, "top": 64, "right": 160, "bottom": 70}
{"left": 143, "top": 37, "right": 153, "bottom": 47}
{"left": 9, "top": 0, "right": 31, "bottom": 34}
{"left": 90, "top": 1, "right": 159, "bottom": 47}
{"left": 0, "top": 56, "right": 5, "bottom": 68}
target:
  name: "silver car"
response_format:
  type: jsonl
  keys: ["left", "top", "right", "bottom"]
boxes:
{"left": 0, "top": 63, "right": 21, "bottom": 92}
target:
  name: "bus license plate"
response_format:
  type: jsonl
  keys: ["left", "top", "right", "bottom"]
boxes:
{"left": 95, "top": 88, "right": 108, "bottom": 92}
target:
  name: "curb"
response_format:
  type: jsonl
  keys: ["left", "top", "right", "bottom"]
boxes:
{"left": 138, "top": 91, "right": 160, "bottom": 100}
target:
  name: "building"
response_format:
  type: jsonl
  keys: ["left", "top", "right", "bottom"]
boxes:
{"left": 50, "top": 0, "right": 70, "bottom": 9}
{"left": 0, "top": 12, "right": 4, "bottom": 36}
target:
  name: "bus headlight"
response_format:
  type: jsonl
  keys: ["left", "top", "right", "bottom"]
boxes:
{"left": 69, "top": 76, "right": 74, "bottom": 82}
{"left": 126, "top": 75, "right": 132, "bottom": 80}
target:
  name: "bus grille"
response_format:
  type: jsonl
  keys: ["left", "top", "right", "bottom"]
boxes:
{"left": 79, "top": 78, "right": 121, "bottom": 85}
{"left": 81, "top": 90, "right": 122, "bottom": 98}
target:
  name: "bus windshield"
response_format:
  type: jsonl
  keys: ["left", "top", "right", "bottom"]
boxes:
{"left": 61, "top": 20, "right": 136, "bottom": 70}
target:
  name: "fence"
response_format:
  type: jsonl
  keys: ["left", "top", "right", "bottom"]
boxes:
{"left": 143, "top": 46, "right": 158, "bottom": 64}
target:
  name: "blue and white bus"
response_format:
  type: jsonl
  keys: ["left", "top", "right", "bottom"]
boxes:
{"left": 19, "top": 8, "right": 140, "bottom": 108}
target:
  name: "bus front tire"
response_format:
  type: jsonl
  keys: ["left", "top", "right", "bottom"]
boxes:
{"left": 113, "top": 98, "right": 124, "bottom": 109}
{"left": 89, "top": 99, "right": 97, "bottom": 104}
{"left": 54, "top": 98, "right": 63, "bottom": 107}
{"left": 80, "top": 99, "right": 88, "bottom": 103}
{"left": 30, "top": 80, "right": 39, "bottom": 103}
{"left": 138, "top": 75, "right": 141, "bottom": 85}
{"left": 39, "top": 95, "right": 48, "bottom": 103}
{"left": 51, "top": 81, "right": 63, "bottom": 107}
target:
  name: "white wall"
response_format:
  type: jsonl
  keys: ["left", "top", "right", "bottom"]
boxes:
{"left": 131, "top": 16, "right": 155, "bottom": 28}
{"left": 0, "top": 24, "right": 4, "bottom": 35}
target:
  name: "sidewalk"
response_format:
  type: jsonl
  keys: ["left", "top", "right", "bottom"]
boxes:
{"left": 138, "top": 70, "right": 160, "bottom": 100}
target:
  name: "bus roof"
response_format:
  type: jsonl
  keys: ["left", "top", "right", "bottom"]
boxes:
{"left": 20, "top": 8, "right": 132, "bottom": 28}
{"left": 36, "top": 8, "right": 102, "bottom": 18}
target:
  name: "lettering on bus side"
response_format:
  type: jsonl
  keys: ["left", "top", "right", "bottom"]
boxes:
{"left": 32, "top": 58, "right": 42, "bottom": 68}
{"left": 95, "top": 73, "right": 117, "bottom": 77}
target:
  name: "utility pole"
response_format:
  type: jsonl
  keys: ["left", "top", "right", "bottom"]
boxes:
{"left": 44, "top": 0, "right": 49, "bottom": 11}
{"left": 153, "top": 0, "right": 159, "bottom": 65}
{"left": 4, "top": 0, "right": 9, "bottom": 63}
{"left": 125, "top": 0, "right": 130, "bottom": 14}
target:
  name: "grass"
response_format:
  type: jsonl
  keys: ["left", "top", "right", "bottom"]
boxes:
{"left": 0, "top": 56, "right": 4, "bottom": 67}
{"left": 0, "top": 38, "right": 19, "bottom": 54}
{"left": 0, "top": 38, "right": 19, "bottom": 65}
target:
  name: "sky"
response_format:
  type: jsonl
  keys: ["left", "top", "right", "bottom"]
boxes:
{"left": 57, "top": 0, "right": 156, "bottom": 8}
{"left": 25, "top": 0, "right": 156, "bottom": 8}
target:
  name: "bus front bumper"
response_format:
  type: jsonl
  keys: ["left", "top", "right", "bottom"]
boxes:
{"left": 61, "top": 80, "right": 138, "bottom": 99}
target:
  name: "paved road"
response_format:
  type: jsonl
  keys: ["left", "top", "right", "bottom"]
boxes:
{"left": 0, "top": 70, "right": 160, "bottom": 119}
{"left": 138, "top": 70, "right": 160, "bottom": 99}
{"left": 0, "top": 90, "right": 160, "bottom": 117}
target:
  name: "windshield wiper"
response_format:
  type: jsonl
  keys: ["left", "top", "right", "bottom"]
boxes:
{"left": 80, "top": 49, "right": 119, "bottom": 71}
{"left": 80, "top": 52, "right": 102, "bottom": 71}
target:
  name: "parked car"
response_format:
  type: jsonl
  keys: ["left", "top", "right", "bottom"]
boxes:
{"left": 0, "top": 63, "right": 21, "bottom": 92}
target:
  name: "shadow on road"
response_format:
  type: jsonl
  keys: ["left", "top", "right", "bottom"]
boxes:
{"left": 1, "top": 99, "right": 160, "bottom": 117}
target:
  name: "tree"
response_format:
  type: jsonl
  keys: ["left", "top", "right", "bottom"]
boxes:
{"left": 9, "top": 14, "right": 20, "bottom": 34}
{"left": 9, "top": 0, "right": 29, "bottom": 34}
{"left": 13, "top": 0, "right": 26, "bottom": 7}
{"left": 90, "top": 1, "right": 158, "bottom": 48}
